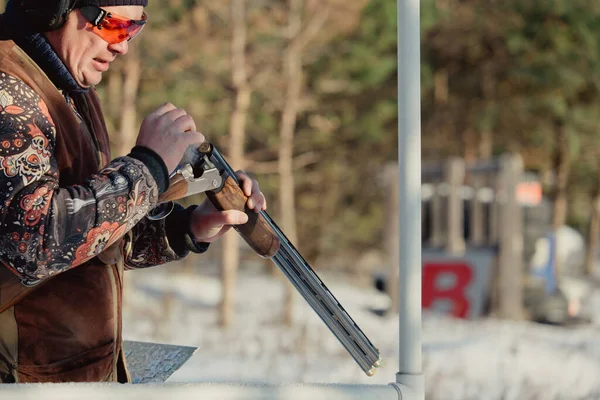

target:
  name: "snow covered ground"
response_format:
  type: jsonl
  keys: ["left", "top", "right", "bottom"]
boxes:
{"left": 122, "top": 259, "right": 600, "bottom": 400}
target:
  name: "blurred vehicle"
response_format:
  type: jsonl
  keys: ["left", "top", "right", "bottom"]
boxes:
{"left": 525, "top": 226, "right": 592, "bottom": 325}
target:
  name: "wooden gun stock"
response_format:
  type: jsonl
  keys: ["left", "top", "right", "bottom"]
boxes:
{"left": 205, "top": 176, "right": 280, "bottom": 258}
{"left": 158, "top": 174, "right": 190, "bottom": 203}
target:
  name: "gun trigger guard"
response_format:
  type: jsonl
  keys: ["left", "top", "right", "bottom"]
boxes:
{"left": 146, "top": 201, "right": 176, "bottom": 221}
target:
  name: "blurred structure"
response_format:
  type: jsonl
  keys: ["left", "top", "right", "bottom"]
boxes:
{"left": 527, "top": 226, "right": 593, "bottom": 324}
{"left": 379, "top": 153, "right": 591, "bottom": 325}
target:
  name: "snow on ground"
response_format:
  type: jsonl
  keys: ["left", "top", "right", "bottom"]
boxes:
{"left": 122, "top": 261, "right": 600, "bottom": 400}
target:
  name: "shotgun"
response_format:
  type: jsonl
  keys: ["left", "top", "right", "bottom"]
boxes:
{"left": 155, "top": 142, "right": 382, "bottom": 376}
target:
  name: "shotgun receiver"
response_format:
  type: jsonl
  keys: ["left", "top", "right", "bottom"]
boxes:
{"left": 156, "top": 143, "right": 382, "bottom": 376}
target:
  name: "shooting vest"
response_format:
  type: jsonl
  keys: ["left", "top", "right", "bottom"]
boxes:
{"left": 0, "top": 41, "right": 130, "bottom": 383}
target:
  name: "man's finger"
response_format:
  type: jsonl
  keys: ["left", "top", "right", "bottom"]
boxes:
{"left": 236, "top": 170, "right": 253, "bottom": 197}
{"left": 250, "top": 179, "right": 266, "bottom": 211}
{"left": 207, "top": 210, "right": 248, "bottom": 225}
{"left": 256, "top": 197, "right": 265, "bottom": 212}
{"left": 190, "top": 210, "right": 247, "bottom": 239}
{"left": 207, "top": 225, "right": 233, "bottom": 242}
{"left": 248, "top": 192, "right": 262, "bottom": 212}
{"left": 251, "top": 178, "right": 260, "bottom": 196}
{"left": 153, "top": 102, "right": 178, "bottom": 117}
{"left": 184, "top": 131, "right": 206, "bottom": 147}
{"left": 163, "top": 107, "right": 188, "bottom": 123}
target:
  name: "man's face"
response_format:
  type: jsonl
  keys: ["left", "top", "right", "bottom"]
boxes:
{"left": 45, "top": 6, "right": 145, "bottom": 88}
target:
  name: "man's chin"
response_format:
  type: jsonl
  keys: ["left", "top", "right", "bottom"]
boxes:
{"left": 80, "top": 73, "right": 103, "bottom": 88}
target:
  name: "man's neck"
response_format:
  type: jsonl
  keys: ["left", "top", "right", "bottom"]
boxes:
{"left": 11, "top": 32, "right": 87, "bottom": 94}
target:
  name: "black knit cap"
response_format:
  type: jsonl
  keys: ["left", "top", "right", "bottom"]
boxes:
{"left": 75, "top": 0, "right": 148, "bottom": 6}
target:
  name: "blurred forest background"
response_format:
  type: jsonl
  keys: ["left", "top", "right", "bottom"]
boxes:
{"left": 92, "top": 0, "right": 600, "bottom": 322}
{"left": 3, "top": 0, "right": 600, "bottom": 319}
{"left": 91, "top": 0, "right": 600, "bottom": 276}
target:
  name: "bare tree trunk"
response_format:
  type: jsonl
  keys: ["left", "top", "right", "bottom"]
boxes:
{"left": 479, "top": 63, "right": 495, "bottom": 161}
{"left": 317, "top": 163, "right": 342, "bottom": 258}
{"left": 434, "top": 69, "right": 448, "bottom": 104}
{"left": 220, "top": 0, "right": 251, "bottom": 328}
{"left": 117, "top": 48, "right": 141, "bottom": 157}
{"left": 100, "top": 64, "right": 123, "bottom": 142}
{"left": 278, "top": 0, "right": 305, "bottom": 327}
{"left": 462, "top": 129, "right": 478, "bottom": 163}
{"left": 496, "top": 154, "right": 525, "bottom": 319}
{"left": 479, "top": 130, "right": 493, "bottom": 160}
{"left": 446, "top": 158, "right": 466, "bottom": 254}
{"left": 585, "top": 180, "right": 600, "bottom": 277}
{"left": 471, "top": 63, "right": 494, "bottom": 247}
{"left": 551, "top": 121, "right": 570, "bottom": 283}
{"left": 107, "top": 64, "right": 123, "bottom": 125}
{"left": 433, "top": 68, "right": 450, "bottom": 151}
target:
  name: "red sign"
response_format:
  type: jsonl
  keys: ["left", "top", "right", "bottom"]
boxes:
{"left": 422, "top": 262, "right": 473, "bottom": 318}
{"left": 516, "top": 181, "right": 542, "bottom": 206}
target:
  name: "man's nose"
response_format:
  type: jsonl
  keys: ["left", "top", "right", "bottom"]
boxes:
{"left": 108, "top": 40, "right": 129, "bottom": 55}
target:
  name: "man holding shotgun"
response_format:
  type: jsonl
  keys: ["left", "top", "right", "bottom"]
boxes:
{"left": 0, "top": 0, "right": 266, "bottom": 383}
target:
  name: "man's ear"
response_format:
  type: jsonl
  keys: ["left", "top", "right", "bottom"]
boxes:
{"left": 18, "top": 0, "right": 76, "bottom": 32}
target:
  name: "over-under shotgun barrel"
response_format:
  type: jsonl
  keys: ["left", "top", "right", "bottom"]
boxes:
{"left": 163, "top": 143, "right": 382, "bottom": 376}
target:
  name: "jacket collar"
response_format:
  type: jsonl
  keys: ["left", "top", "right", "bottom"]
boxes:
{"left": 12, "top": 32, "right": 88, "bottom": 94}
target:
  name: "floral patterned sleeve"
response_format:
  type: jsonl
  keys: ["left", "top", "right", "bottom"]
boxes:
{"left": 122, "top": 214, "right": 180, "bottom": 270}
{"left": 122, "top": 203, "right": 209, "bottom": 270}
{"left": 0, "top": 74, "right": 161, "bottom": 286}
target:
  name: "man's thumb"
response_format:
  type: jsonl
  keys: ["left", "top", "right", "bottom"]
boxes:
{"left": 223, "top": 210, "right": 248, "bottom": 225}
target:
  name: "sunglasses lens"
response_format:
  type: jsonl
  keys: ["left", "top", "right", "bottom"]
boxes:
{"left": 92, "top": 12, "right": 147, "bottom": 44}
{"left": 95, "top": 24, "right": 144, "bottom": 44}
{"left": 126, "top": 24, "right": 145, "bottom": 41}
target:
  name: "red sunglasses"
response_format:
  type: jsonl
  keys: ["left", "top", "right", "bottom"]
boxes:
{"left": 80, "top": 6, "right": 147, "bottom": 45}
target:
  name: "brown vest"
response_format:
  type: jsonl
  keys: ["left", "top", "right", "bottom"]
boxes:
{"left": 0, "top": 41, "right": 129, "bottom": 383}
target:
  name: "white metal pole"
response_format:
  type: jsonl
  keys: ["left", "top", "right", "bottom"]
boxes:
{"left": 394, "top": 0, "right": 424, "bottom": 398}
